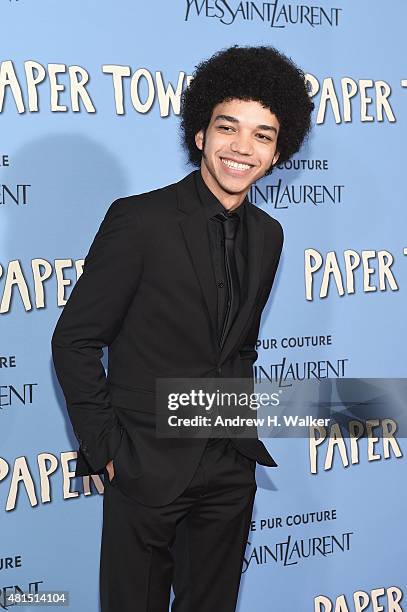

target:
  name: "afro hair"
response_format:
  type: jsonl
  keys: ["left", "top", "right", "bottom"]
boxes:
{"left": 179, "top": 45, "right": 314, "bottom": 175}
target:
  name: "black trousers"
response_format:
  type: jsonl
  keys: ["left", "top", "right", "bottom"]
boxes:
{"left": 100, "top": 437, "right": 256, "bottom": 612}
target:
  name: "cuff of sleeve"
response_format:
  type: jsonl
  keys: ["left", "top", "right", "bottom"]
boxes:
{"left": 80, "top": 420, "right": 124, "bottom": 474}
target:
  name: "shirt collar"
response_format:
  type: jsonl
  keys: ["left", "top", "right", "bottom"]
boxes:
{"left": 194, "top": 169, "right": 247, "bottom": 221}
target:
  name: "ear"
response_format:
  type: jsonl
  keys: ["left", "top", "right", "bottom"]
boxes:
{"left": 272, "top": 150, "right": 280, "bottom": 166}
{"left": 195, "top": 129, "right": 204, "bottom": 151}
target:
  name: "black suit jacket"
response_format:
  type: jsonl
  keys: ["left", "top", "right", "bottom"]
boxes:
{"left": 51, "top": 170, "right": 284, "bottom": 506}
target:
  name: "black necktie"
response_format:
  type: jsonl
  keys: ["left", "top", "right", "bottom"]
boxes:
{"left": 214, "top": 211, "right": 241, "bottom": 347}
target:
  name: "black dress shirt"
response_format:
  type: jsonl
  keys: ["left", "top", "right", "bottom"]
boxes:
{"left": 194, "top": 169, "right": 249, "bottom": 346}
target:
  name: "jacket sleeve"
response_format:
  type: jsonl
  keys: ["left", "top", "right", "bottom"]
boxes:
{"left": 51, "top": 197, "right": 143, "bottom": 473}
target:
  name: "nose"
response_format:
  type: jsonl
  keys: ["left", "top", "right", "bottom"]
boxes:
{"left": 230, "top": 130, "right": 253, "bottom": 156}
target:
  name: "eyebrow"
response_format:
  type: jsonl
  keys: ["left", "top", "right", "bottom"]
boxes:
{"left": 214, "top": 114, "right": 278, "bottom": 135}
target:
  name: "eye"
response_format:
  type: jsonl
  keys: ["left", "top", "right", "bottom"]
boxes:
{"left": 257, "top": 133, "right": 272, "bottom": 141}
{"left": 218, "top": 125, "right": 235, "bottom": 132}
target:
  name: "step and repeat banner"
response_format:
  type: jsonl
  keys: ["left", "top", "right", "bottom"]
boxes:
{"left": 1, "top": 1, "right": 406, "bottom": 610}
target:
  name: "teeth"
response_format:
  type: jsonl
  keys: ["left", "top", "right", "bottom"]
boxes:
{"left": 221, "top": 158, "right": 251, "bottom": 171}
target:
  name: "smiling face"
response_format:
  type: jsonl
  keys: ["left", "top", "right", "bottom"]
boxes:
{"left": 195, "top": 98, "right": 280, "bottom": 210}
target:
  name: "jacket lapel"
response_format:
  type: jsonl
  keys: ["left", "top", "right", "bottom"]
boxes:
{"left": 176, "top": 171, "right": 264, "bottom": 362}
{"left": 177, "top": 172, "right": 218, "bottom": 351}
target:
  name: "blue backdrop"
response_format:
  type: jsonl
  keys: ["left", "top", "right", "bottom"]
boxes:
{"left": 1, "top": 1, "right": 406, "bottom": 610}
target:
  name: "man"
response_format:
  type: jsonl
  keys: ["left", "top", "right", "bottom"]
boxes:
{"left": 51, "top": 45, "right": 313, "bottom": 612}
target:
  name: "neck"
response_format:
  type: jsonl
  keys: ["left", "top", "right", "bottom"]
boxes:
{"left": 199, "top": 164, "right": 248, "bottom": 211}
